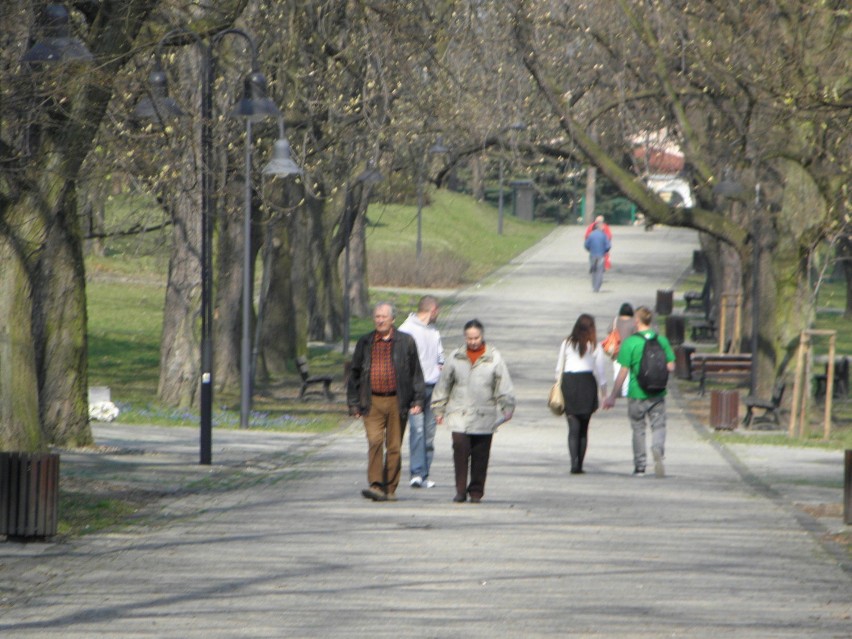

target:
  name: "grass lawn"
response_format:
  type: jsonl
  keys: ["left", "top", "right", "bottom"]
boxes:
{"left": 86, "top": 189, "right": 552, "bottom": 431}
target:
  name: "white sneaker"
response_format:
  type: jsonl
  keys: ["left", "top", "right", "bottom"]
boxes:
{"left": 652, "top": 449, "right": 665, "bottom": 478}
{"left": 422, "top": 479, "right": 436, "bottom": 488}
{"left": 409, "top": 476, "right": 423, "bottom": 488}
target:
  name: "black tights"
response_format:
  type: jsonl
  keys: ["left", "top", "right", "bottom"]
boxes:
{"left": 566, "top": 414, "right": 590, "bottom": 472}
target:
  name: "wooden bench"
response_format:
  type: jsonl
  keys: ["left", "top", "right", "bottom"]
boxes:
{"left": 296, "top": 356, "right": 334, "bottom": 401}
{"left": 690, "top": 318, "right": 716, "bottom": 342}
{"left": 684, "top": 277, "right": 710, "bottom": 313}
{"left": 813, "top": 357, "right": 849, "bottom": 399}
{"left": 691, "top": 353, "right": 752, "bottom": 396}
{"left": 742, "top": 381, "right": 785, "bottom": 428}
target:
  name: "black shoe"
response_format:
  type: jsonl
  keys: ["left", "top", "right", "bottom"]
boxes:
{"left": 452, "top": 493, "right": 467, "bottom": 503}
{"left": 362, "top": 487, "right": 387, "bottom": 501}
{"left": 570, "top": 468, "right": 585, "bottom": 474}
{"left": 633, "top": 467, "right": 646, "bottom": 475}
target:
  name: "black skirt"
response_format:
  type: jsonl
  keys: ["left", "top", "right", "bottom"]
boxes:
{"left": 561, "top": 371, "right": 599, "bottom": 416}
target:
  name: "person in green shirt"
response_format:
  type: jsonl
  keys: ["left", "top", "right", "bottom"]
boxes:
{"left": 603, "top": 306, "right": 675, "bottom": 477}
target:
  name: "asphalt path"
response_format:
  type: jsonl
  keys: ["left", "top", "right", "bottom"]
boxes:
{"left": 1, "top": 224, "right": 849, "bottom": 638}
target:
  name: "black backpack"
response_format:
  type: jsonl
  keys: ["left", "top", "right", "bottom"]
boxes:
{"left": 636, "top": 333, "right": 669, "bottom": 393}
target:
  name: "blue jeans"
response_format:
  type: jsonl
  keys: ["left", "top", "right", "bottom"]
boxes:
{"left": 409, "top": 384, "right": 436, "bottom": 479}
{"left": 628, "top": 397, "right": 666, "bottom": 470}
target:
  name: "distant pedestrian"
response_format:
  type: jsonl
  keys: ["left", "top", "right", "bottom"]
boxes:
{"left": 584, "top": 214, "right": 612, "bottom": 271}
{"left": 584, "top": 221, "right": 611, "bottom": 292}
{"left": 602, "top": 306, "right": 675, "bottom": 477}
{"left": 554, "top": 314, "right": 607, "bottom": 474}
{"left": 348, "top": 302, "right": 425, "bottom": 502}
{"left": 399, "top": 295, "right": 444, "bottom": 489}
{"left": 611, "top": 302, "right": 635, "bottom": 397}
{"left": 432, "top": 319, "right": 515, "bottom": 503}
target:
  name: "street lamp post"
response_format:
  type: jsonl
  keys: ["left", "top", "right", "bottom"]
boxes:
{"left": 497, "top": 121, "right": 526, "bottom": 235}
{"left": 750, "top": 183, "right": 761, "bottom": 396}
{"left": 231, "top": 74, "right": 282, "bottom": 430}
{"left": 251, "top": 119, "right": 303, "bottom": 388}
{"left": 136, "top": 27, "right": 280, "bottom": 461}
{"left": 416, "top": 138, "right": 448, "bottom": 260}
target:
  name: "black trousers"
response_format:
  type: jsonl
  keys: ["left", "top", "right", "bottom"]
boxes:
{"left": 452, "top": 432, "right": 493, "bottom": 499}
{"left": 565, "top": 413, "right": 591, "bottom": 472}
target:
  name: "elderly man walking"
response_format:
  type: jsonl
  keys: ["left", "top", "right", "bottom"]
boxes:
{"left": 348, "top": 302, "right": 425, "bottom": 502}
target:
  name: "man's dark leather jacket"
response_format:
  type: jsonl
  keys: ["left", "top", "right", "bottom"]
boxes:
{"left": 347, "top": 329, "right": 425, "bottom": 418}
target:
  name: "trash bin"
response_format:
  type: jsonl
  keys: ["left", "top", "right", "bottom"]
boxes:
{"left": 675, "top": 345, "right": 695, "bottom": 380}
{"left": 710, "top": 390, "right": 739, "bottom": 431}
{"left": 0, "top": 452, "right": 60, "bottom": 540}
{"left": 666, "top": 314, "right": 685, "bottom": 347}
{"left": 656, "top": 289, "right": 673, "bottom": 315}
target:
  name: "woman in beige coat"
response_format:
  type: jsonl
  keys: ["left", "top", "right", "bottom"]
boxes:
{"left": 432, "top": 319, "right": 515, "bottom": 503}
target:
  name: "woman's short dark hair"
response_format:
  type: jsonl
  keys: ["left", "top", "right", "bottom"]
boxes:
{"left": 463, "top": 319, "right": 484, "bottom": 332}
{"left": 618, "top": 303, "right": 634, "bottom": 317}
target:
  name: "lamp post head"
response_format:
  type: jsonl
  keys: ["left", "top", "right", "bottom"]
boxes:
{"left": 263, "top": 137, "right": 302, "bottom": 177}
{"left": 356, "top": 160, "right": 383, "bottom": 185}
{"left": 134, "top": 68, "right": 185, "bottom": 120}
{"left": 429, "top": 137, "right": 449, "bottom": 155}
{"left": 22, "top": 4, "right": 93, "bottom": 64}
{"left": 229, "top": 71, "right": 280, "bottom": 121}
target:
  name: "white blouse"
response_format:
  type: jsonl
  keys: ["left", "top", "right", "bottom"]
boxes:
{"left": 555, "top": 339, "right": 607, "bottom": 389}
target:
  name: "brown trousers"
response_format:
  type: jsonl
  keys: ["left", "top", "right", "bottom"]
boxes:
{"left": 363, "top": 395, "right": 406, "bottom": 494}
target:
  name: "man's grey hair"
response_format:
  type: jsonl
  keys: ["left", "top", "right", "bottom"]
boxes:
{"left": 374, "top": 301, "right": 397, "bottom": 318}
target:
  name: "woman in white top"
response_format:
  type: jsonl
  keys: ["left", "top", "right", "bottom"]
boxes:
{"left": 554, "top": 314, "right": 607, "bottom": 473}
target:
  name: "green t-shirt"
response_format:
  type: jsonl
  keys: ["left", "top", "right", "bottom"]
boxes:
{"left": 616, "top": 329, "right": 676, "bottom": 399}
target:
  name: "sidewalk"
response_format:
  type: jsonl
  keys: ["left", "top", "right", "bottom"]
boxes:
{"left": 1, "top": 225, "right": 849, "bottom": 638}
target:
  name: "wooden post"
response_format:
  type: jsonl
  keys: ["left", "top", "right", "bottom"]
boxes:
{"left": 824, "top": 335, "right": 836, "bottom": 440}
{"left": 717, "top": 296, "right": 727, "bottom": 353}
{"left": 799, "top": 336, "right": 811, "bottom": 438}
{"left": 732, "top": 293, "right": 742, "bottom": 354}
{"left": 788, "top": 332, "right": 807, "bottom": 438}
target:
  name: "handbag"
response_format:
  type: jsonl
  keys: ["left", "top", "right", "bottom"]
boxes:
{"left": 548, "top": 339, "right": 567, "bottom": 416}
{"left": 548, "top": 382, "right": 565, "bottom": 416}
{"left": 601, "top": 322, "right": 621, "bottom": 360}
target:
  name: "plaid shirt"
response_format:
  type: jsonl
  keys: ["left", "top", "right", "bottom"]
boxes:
{"left": 370, "top": 331, "right": 397, "bottom": 394}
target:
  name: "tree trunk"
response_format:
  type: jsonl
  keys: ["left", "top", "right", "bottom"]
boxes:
{"left": 0, "top": 236, "right": 43, "bottom": 452}
{"left": 156, "top": 186, "right": 202, "bottom": 408}
{"left": 157, "top": 51, "right": 203, "bottom": 408}
{"left": 259, "top": 222, "right": 298, "bottom": 373}
{"left": 347, "top": 204, "right": 370, "bottom": 318}
{"left": 213, "top": 167, "right": 250, "bottom": 394}
{"left": 33, "top": 186, "right": 92, "bottom": 447}
{"left": 838, "top": 234, "right": 852, "bottom": 320}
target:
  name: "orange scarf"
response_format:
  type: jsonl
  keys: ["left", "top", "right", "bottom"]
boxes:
{"left": 467, "top": 343, "right": 486, "bottom": 365}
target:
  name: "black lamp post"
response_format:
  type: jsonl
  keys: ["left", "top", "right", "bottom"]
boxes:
{"left": 249, "top": 120, "right": 303, "bottom": 396}
{"left": 497, "top": 121, "right": 526, "bottom": 235}
{"left": 136, "top": 27, "right": 280, "bottom": 461}
{"left": 750, "top": 183, "right": 762, "bottom": 396}
{"left": 416, "top": 138, "right": 448, "bottom": 260}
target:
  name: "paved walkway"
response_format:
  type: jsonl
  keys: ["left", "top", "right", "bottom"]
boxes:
{"left": 1, "top": 225, "right": 849, "bottom": 638}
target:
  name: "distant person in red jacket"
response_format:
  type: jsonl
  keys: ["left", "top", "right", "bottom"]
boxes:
{"left": 585, "top": 215, "right": 612, "bottom": 270}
